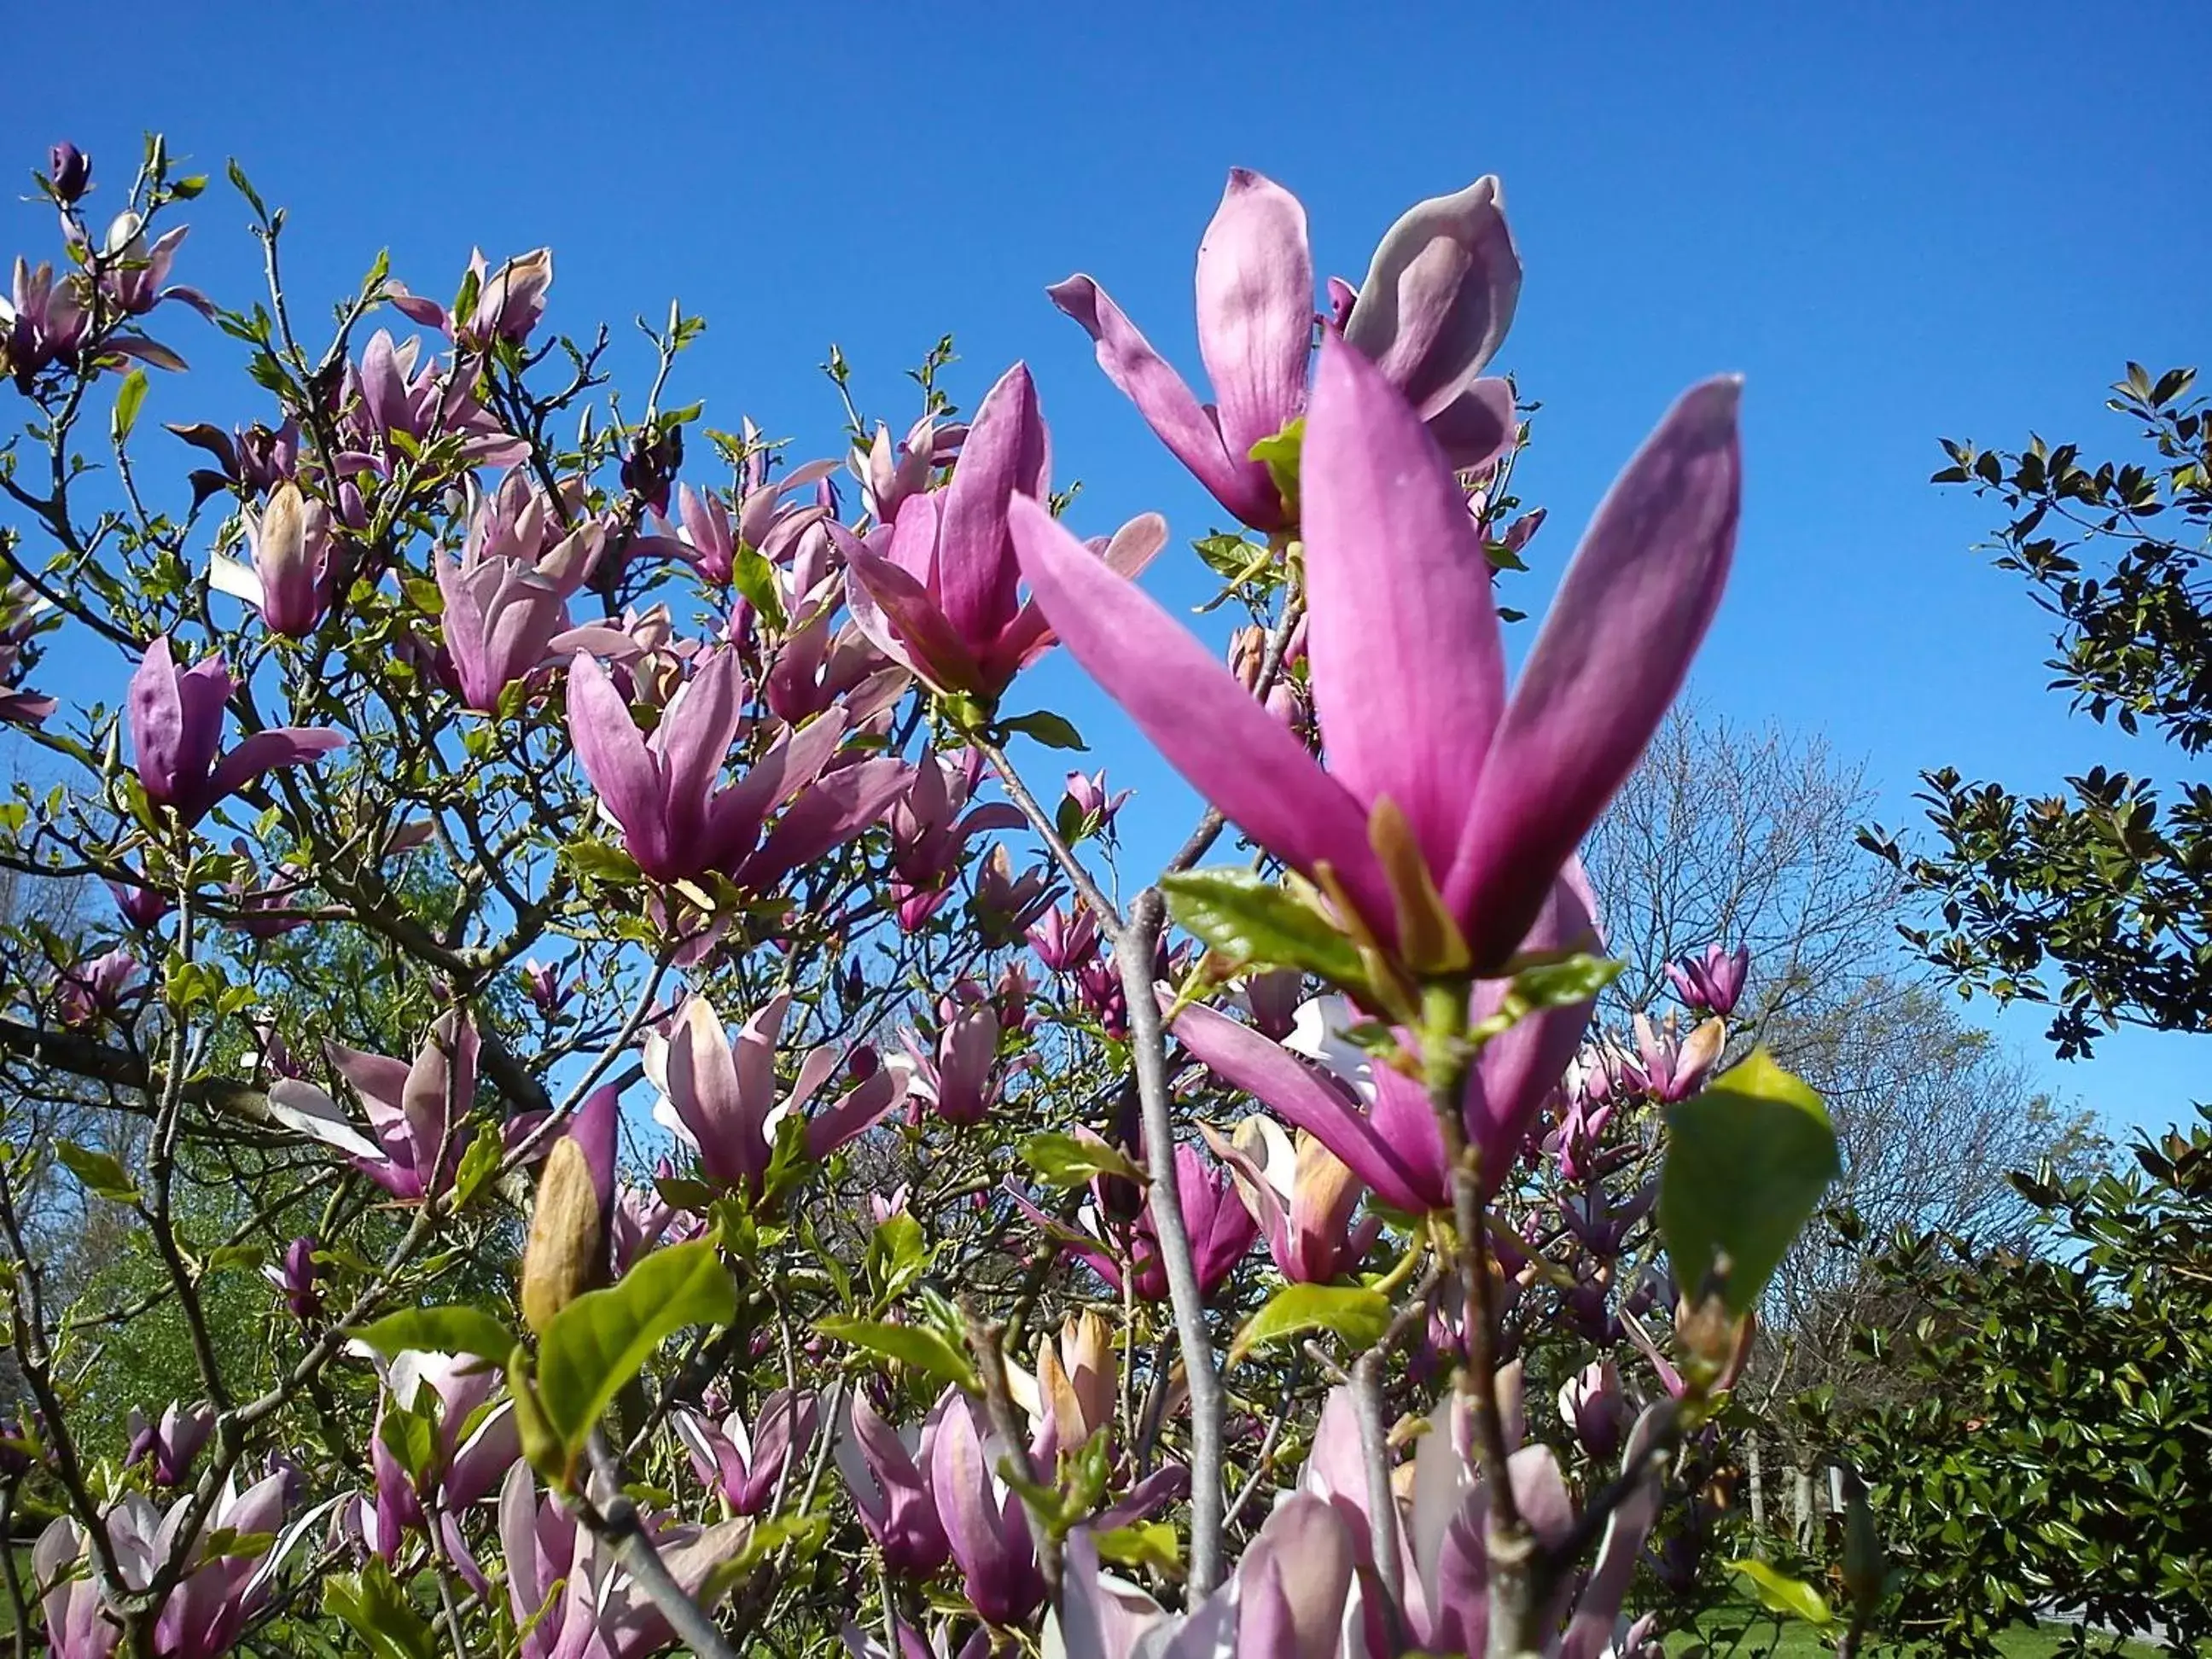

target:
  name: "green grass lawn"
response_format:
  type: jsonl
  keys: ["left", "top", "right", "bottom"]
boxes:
{"left": 1666, "top": 1599, "right": 2173, "bottom": 1656}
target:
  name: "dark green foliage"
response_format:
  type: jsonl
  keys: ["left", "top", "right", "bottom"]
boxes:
{"left": 1804, "top": 1114, "right": 2212, "bottom": 1655}
{"left": 1864, "top": 366, "right": 2211, "bottom": 1057}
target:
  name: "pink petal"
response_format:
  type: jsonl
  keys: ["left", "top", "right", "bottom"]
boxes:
{"left": 1008, "top": 496, "right": 1385, "bottom": 925}
{"left": 1047, "top": 275, "right": 1283, "bottom": 530}
{"left": 1194, "top": 169, "right": 1313, "bottom": 462}
{"left": 1448, "top": 377, "right": 1742, "bottom": 971}
{"left": 1302, "top": 335, "right": 1504, "bottom": 878}
{"left": 1342, "top": 176, "right": 1522, "bottom": 416}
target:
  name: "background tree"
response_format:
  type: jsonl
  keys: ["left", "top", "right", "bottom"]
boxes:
{"left": 1865, "top": 365, "right": 2212, "bottom": 1057}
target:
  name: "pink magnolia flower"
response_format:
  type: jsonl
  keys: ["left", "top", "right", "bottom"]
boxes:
{"left": 1201, "top": 1115, "right": 1380, "bottom": 1284}
{"left": 1050, "top": 170, "right": 1522, "bottom": 531}
{"left": 1027, "top": 901, "right": 1102, "bottom": 974}
{"left": 566, "top": 649, "right": 907, "bottom": 888}
{"left": 931, "top": 1393, "right": 1048, "bottom": 1627}
{"left": 500, "top": 1462, "right": 751, "bottom": 1659}
{"left": 367, "top": 1348, "right": 521, "bottom": 1586}
{"left": 853, "top": 409, "right": 965, "bottom": 527}
{"left": 833, "top": 364, "right": 1166, "bottom": 703}
{"left": 836, "top": 1388, "right": 952, "bottom": 1578}
{"left": 36, "top": 1472, "right": 292, "bottom": 1659}
{"left": 673, "top": 1388, "right": 819, "bottom": 1516}
{"left": 209, "top": 482, "right": 335, "bottom": 637}
{"left": 1010, "top": 1139, "right": 1255, "bottom": 1301}
{"left": 55, "top": 948, "right": 140, "bottom": 1028}
{"left": 1617, "top": 1011, "right": 1726, "bottom": 1103}
{"left": 125, "top": 1401, "right": 212, "bottom": 1487}
{"left": 644, "top": 992, "right": 905, "bottom": 1200}
{"left": 1011, "top": 336, "right": 1739, "bottom": 978}
{"left": 888, "top": 748, "right": 1023, "bottom": 895}
{"left": 129, "top": 637, "right": 345, "bottom": 826}
{"left": 1666, "top": 941, "right": 1751, "bottom": 1016}
{"left": 896, "top": 998, "right": 1001, "bottom": 1127}
{"left": 1167, "top": 880, "right": 1598, "bottom": 1215}
{"left": 262, "top": 1010, "right": 483, "bottom": 1202}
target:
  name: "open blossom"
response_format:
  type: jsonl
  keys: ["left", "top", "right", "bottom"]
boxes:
{"left": 0, "top": 579, "right": 57, "bottom": 726}
{"left": 1051, "top": 170, "right": 1521, "bottom": 531}
{"left": 1202, "top": 1114, "right": 1380, "bottom": 1284}
{"left": 1013, "top": 336, "right": 1738, "bottom": 979}
{"left": 888, "top": 748, "right": 1023, "bottom": 896}
{"left": 1027, "top": 900, "right": 1102, "bottom": 973}
{"left": 209, "top": 481, "right": 335, "bottom": 637}
{"left": 502, "top": 1463, "right": 751, "bottom": 1659}
{"left": 898, "top": 998, "right": 1002, "bottom": 1126}
{"left": 1667, "top": 941, "right": 1750, "bottom": 1016}
{"left": 129, "top": 637, "right": 345, "bottom": 826}
{"left": 1168, "top": 882, "right": 1598, "bottom": 1214}
{"left": 931, "top": 1392, "right": 1049, "bottom": 1627}
{"left": 340, "top": 328, "right": 527, "bottom": 473}
{"left": 567, "top": 648, "right": 906, "bottom": 887}
{"left": 262, "top": 1010, "right": 489, "bottom": 1202}
{"left": 368, "top": 1348, "right": 521, "bottom": 1585}
{"left": 645, "top": 992, "right": 905, "bottom": 1200}
{"left": 837, "top": 1388, "right": 952, "bottom": 1578}
{"left": 95, "top": 211, "right": 212, "bottom": 320}
{"left": 674, "top": 1388, "right": 820, "bottom": 1516}
{"left": 125, "top": 1401, "right": 212, "bottom": 1487}
{"left": 168, "top": 416, "right": 300, "bottom": 510}
{"left": 387, "top": 247, "right": 554, "bottom": 348}
{"left": 264, "top": 1235, "right": 320, "bottom": 1322}
{"left": 37, "top": 1472, "right": 293, "bottom": 1659}
{"left": 1061, "top": 768, "right": 1129, "bottom": 831}
{"left": 1615, "top": 1011, "right": 1726, "bottom": 1103}
{"left": 1012, "top": 1138, "right": 1255, "bottom": 1301}
{"left": 833, "top": 363, "right": 1167, "bottom": 703}
{"left": 55, "top": 948, "right": 140, "bottom": 1027}
{"left": 853, "top": 408, "right": 965, "bottom": 526}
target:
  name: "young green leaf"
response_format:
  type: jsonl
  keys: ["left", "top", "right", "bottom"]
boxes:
{"left": 816, "top": 1316, "right": 979, "bottom": 1393}
{"left": 1019, "top": 1132, "right": 1149, "bottom": 1190}
{"left": 1660, "top": 1048, "right": 1841, "bottom": 1315}
{"left": 55, "top": 1140, "right": 139, "bottom": 1204}
{"left": 352, "top": 1305, "right": 518, "bottom": 1367}
{"left": 537, "top": 1241, "right": 736, "bottom": 1454}
{"left": 1161, "top": 867, "right": 1367, "bottom": 990}
{"left": 1229, "top": 1283, "right": 1390, "bottom": 1365}
{"left": 1727, "top": 1557, "right": 1836, "bottom": 1627}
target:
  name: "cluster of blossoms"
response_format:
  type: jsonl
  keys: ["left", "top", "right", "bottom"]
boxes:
{"left": 0, "top": 132, "right": 1827, "bottom": 1659}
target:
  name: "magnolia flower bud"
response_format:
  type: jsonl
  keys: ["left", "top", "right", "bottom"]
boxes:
{"left": 520, "top": 1137, "right": 602, "bottom": 1333}
{"left": 49, "top": 143, "right": 90, "bottom": 204}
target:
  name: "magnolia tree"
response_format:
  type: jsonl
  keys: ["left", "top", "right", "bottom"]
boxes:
{"left": 0, "top": 137, "right": 1851, "bottom": 1659}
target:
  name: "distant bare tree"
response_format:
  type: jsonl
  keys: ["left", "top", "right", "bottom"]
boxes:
{"left": 1585, "top": 701, "right": 1899, "bottom": 1024}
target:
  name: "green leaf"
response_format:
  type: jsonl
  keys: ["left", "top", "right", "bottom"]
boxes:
{"left": 1161, "top": 867, "right": 1367, "bottom": 989}
{"left": 864, "top": 1212, "right": 930, "bottom": 1302}
{"left": 1247, "top": 416, "right": 1305, "bottom": 516}
{"left": 729, "top": 545, "right": 786, "bottom": 632}
{"left": 561, "top": 837, "right": 642, "bottom": 888}
{"left": 538, "top": 1241, "right": 736, "bottom": 1454}
{"left": 202, "top": 1243, "right": 267, "bottom": 1276}
{"left": 353, "top": 1305, "right": 517, "bottom": 1366}
{"left": 55, "top": 1140, "right": 138, "bottom": 1203}
{"left": 1660, "top": 1048, "right": 1841, "bottom": 1315}
{"left": 1726, "top": 1557, "right": 1835, "bottom": 1627}
{"left": 112, "top": 370, "right": 148, "bottom": 442}
{"left": 1020, "top": 1131, "right": 1149, "bottom": 1190}
{"left": 1096, "top": 1521, "right": 1182, "bottom": 1575}
{"left": 998, "top": 710, "right": 1088, "bottom": 751}
{"left": 323, "top": 1559, "right": 438, "bottom": 1659}
{"left": 1231, "top": 1283, "right": 1390, "bottom": 1365}
{"left": 816, "top": 1315, "right": 978, "bottom": 1392}
{"left": 451, "top": 1132, "right": 504, "bottom": 1209}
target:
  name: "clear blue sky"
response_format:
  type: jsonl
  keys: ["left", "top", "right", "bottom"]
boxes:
{"left": 6, "top": 0, "right": 2206, "bottom": 1137}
